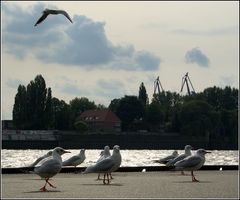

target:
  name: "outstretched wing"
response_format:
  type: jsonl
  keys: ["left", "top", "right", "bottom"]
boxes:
{"left": 34, "top": 13, "right": 49, "bottom": 26}
{"left": 58, "top": 10, "right": 73, "bottom": 23}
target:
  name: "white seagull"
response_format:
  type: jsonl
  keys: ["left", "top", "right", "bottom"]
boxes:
{"left": 174, "top": 149, "right": 211, "bottom": 182}
{"left": 153, "top": 150, "right": 179, "bottom": 165}
{"left": 83, "top": 145, "right": 122, "bottom": 184}
{"left": 62, "top": 149, "right": 86, "bottom": 172}
{"left": 33, "top": 147, "right": 70, "bottom": 192}
{"left": 166, "top": 145, "right": 193, "bottom": 175}
{"left": 34, "top": 8, "right": 73, "bottom": 26}
{"left": 96, "top": 146, "right": 111, "bottom": 180}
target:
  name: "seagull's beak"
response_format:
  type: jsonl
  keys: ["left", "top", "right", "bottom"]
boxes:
{"left": 205, "top": 151, "right": 211, "bottom": 154}
{"left": 64, "top": 150, "right": 71, "bottom": 153}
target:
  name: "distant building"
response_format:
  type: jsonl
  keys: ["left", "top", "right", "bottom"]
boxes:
{"left": 79, "top": 109, "right": 121, "bottom": 132}
{"left": 2, "top": 120, "right": 14, "bottom": 130}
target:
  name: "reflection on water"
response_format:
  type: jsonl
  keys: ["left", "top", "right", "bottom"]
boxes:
{"left": 1, "top": 149, "right": 239, "bottom": 168}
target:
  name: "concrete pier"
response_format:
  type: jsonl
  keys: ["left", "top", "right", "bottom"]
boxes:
{"left": 2, "top": 170, "right": 239, "bottom": 199}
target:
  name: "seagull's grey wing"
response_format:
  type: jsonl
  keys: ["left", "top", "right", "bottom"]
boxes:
{"left": 58, "top": 10, "right": 73, "bottom": 23}
{"left": 174, "top": 156, "right": 202, "bottom": 169}
{"left": 166, "top": 154, "right": 187, "bottom": 166}
{"left": 34, "top": 159, "right": 61, "bottom": 177}
{"left": 34, "top": 13, "right": 49, "bottom": 26}
{"left": 97, "top": 155, "right": 105, "bottom": 163}
{"left": 84, "top": 158, "right": 115, "bottom": 173}
{"left": 29, "top": 155, "right": 45, "bottom": 167}
{"left": 159, "top": 155, "right": 176, "bottom": 163}
{"left": 62, "top": 155, "right": 80, "bottom": 166}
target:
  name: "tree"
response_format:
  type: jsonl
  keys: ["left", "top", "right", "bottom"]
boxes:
{"left": 146, "top": 100, "right": 164, "bottom": 131}
{"left": 13, "top": 75, "right": 53, "bottom": 130}
{"left": 44, "top": 88, "right": 53, "bottom": 129}
{"left": 52, "top": 97, "right": 71, "bottom": 130}
{"left": 12, "top": 85, "right": 27, "bottom": 129}
{"left": 69, "top": 97, "right": 96, "bottom": 129}
{"left": 116, "top": 95, "right": 145, "bottom": 131}
{"left": 220, "top": 109, "right": 238, "bottom": 146}
{"left": 74, "top": 121, "right": 88, "bottom": 133}
{"left": 179, "top": 100, "right": 214, "bottom": 136}
{"left": 138, "top": 82, "right": 148, "bottom": 107}
{"left": 108, "top": 98, "right": 121, "bottom": 113}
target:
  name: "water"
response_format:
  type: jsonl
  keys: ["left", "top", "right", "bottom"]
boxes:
{"left": 1, "top": 149, "right": 238, "bottom": 168}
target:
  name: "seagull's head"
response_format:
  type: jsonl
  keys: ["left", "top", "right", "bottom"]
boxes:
{"left": 173, "top": 150, "right": 178, "bottom": 156}
{"left": 196, "top": 149, "right": 211, "bottom": 156}
{"left": 54, "top": 147, "right": 71, "bottom": 155}
{"left": 113, "top": 145, "right": 120, "bottom": 153}
{"left": 185, "top": 145, "right": 193, "bottom": 151}
{"left": 80, "top": 149, "right": 85, "bottom": 154}
{"left": 104, "top": 145, "right": 110, "bottom": 151}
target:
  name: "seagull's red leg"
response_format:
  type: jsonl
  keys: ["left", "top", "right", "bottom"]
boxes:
{"left": 107, "top": 173, "right": 110, "bottom": 184}
{"left": 191, "top": 171, "right": 199, "bottom": 182}
{"left": 97, "top": 173, "right": 101, "bottom": 180}
{"left": 110, "top": 173, "right": 113, "bottom": 179}
{"left": 74, "top": 166, "right": 78, "bottom": 174}
{"left": 40, "top": 178, "right": 48, "bottom": 192}
{"left": 103, "top": 173, "right": 106, "bottom": 184}
{"left": 46, "top": 177, "right": 56, "bottom": 188}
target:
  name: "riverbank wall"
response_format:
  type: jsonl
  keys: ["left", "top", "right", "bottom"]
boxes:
{"left": 2, "top": 130, "right": 237, "bottom": 150}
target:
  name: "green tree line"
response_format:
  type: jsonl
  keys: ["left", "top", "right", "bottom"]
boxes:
{"left": 12, "top": 75, "right": 238, "bottom": 145}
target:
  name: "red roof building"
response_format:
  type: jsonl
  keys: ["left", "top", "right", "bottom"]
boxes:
{"left": 79, "top": 109, "right": 121, "bottom": 132}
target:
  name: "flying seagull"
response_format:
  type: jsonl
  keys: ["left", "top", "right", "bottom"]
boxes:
{"left": 34, "top": 8, "right": 73, "bottom": 26}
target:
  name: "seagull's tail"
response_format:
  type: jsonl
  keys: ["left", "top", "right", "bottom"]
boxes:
{"left": 18, "top": 167, "right": 35, "bottom": 174}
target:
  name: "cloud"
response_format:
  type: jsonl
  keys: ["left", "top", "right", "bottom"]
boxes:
{"left": 6, "top": 78, "right": 27, "bottom": 89}
{"left": 2, "top": 2, "right": 161, "bottom": 71}
{"left": 95, "top": 79, "right": 125, "bottom": 98}
{"left": 172, "top": 26, "right": 238, "bottom": 36}
{"left": 185, "top": 47, "right": 210, "bottom": 67}
{"left": 219, "top": 75, "right": 238, "bottom": 87}
{"left": 60, "top": 83, "right": 90, "bottom": 96}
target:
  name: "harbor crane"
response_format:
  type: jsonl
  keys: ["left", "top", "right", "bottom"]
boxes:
{"left": 154, "top": 76, "right": 164, "bottom": 94}
{"left": 180, "top": 72, "right": 195, "bottom": 95}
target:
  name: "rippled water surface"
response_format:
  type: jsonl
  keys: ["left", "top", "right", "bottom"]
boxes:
{"left": 1, "top": 149, "right": 238, "bottom": 168}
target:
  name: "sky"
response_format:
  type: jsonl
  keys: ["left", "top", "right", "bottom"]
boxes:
{"left": 1, "top": 1, "right": 239, "bottom": 120}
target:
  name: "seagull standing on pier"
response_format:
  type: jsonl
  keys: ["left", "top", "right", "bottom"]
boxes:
{"left": 96, "top": 145, "right": 111, "bottom": 180}
{"left": 153, "top": 150, "right": 179, "bottom": 165}
{"left": 174, "top": 149, "right": 211, "bottom": 182}
{"left": 83, "top": 145, "right": 122, "bottom": 185}
{"left": 34, "top": 8, "right": 73, "bottom": 26}
{"left": 166, "top": 145, "right": 193, "bottom": 175}
{"left": 62, "top": 149, "right": 86, "bottom": 173}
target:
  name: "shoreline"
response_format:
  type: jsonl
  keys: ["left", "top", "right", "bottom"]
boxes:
{"left": 2, "top": 165, "right": 238, "bottom": 174}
